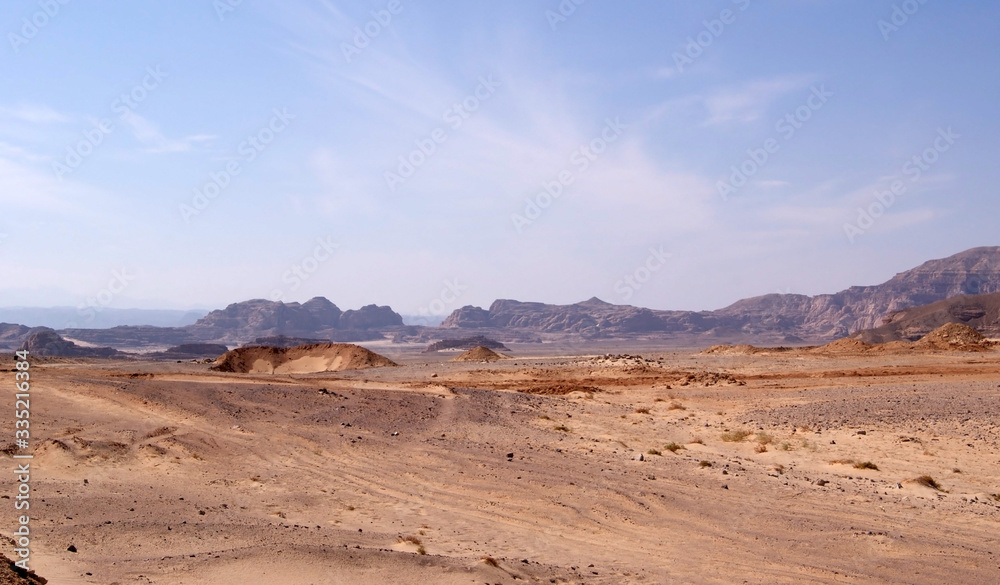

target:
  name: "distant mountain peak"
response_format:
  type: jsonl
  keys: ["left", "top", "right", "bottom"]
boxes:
{"left": 576, "top": 297, "right": 613, "bottom": 307}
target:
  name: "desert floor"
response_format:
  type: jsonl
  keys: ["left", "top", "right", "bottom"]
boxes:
{"left": 3, "top": 345, "right": 999, "bottom": 584}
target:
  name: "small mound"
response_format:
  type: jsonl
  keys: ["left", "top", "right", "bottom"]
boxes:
{"left": 701, "top": 344, "right": 762, "bottom": 355}
{"left": 813, "top": 338, "right": 873, "bottom": 354}
{"left": 451, "top": 346, "right": 506, "bottom": 362}
{"left": 213, "top": 343, "right": 398, "bottom": 374}
{"left": 914, "top": 322, "right": 988, "bottom": 351}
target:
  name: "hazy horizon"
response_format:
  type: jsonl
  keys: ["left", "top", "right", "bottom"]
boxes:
{"left": 3, "top": 1, "right": 998, "bottom": 317}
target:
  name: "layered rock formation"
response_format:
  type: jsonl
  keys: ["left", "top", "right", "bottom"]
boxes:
{"left": 19, "top": 330, "right": 125, "bottom": 358}
{"left": 442, "top": 247, "right": 1000, "bottom": 342}
{"left": 57, "top": 298, "right": 403, "bottom": 349}
{"left": 853, "top": 292, "right": 1000, "bottom": 343}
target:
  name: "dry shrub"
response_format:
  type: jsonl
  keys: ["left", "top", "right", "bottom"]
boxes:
{"left": 698, "top": 460, "right": 712, "bottom": 468}
{"left": 635, "top": 408, "right": 651, "bottom": 414}
{"left": 664, "top": 442, "right": 684, "bottom": 453}
{"left": 914, "top": 475, "right": 942, "bottom": 491}
{"left": 721, "top": 430, "right": 751, "bottom": 442}
{"left": 853, "top": 461, "right": 879, "bottom": 471}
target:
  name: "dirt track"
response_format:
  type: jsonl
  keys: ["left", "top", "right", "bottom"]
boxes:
{"left": 2, "top": 348, "right": 999, "bottom": 584}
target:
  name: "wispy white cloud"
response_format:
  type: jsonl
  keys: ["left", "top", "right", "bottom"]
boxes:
{"left": 647, "top": 75, "right": 818, "bottom": 126}
{"left": 120, "top": 112, "right": 215, "bottom": 154}
{"left": 0, "top": 104, "right": 69, "bottom": 124}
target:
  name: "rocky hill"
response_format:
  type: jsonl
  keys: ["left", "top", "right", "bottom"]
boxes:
{"left": 0, "top": 323, "right": 49, "bottom": 350}
{"left": 852, "top": 292, "right": 1000, "bottom": 343}
{"left": 19, "top": 330, "right": 125, "bottom": 358}
{"left": 57, "top": 298, "right": 403, "bottom": 349}
{"left": 442, "top": 247, "right": 1000, "bottom": 342}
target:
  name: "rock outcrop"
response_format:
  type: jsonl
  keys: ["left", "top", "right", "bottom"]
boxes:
{"left": 442, "top": 247, "right": 1000, "bottom": 342}
{"left": 19, "top": 330, "right": 125, "bottom": 358}
{"left": 57, "top": 298, "right": 402, "bottom": 349}
{"left": 424, "top": 336, "right": 511, "bottom": 352}
{"left": 852, "top": 292, "right": 1000, "bottom": 343}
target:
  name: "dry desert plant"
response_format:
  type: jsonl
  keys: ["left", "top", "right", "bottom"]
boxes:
{"left": 721, "top": 430, "right": 751, "bottom": 442}
{"left": 854, "top": 461, "right": 879, "bottom": 471}
{"left": 914, "top": 475, "right": 943, "bottom": 491}
{"left": 664, "top": 442, "right": 685, "bottom": 453}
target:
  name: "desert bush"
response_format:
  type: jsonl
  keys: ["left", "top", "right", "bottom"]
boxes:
{"left": 664, "top": 442, "right": 684, "bottom": 453}
{"left": 854, "top": 461, "right": 879, "bottom": 471}
{"left": 756, "top": 432, "right": 774, "bottom": 445}
{"left": 647, "top": 449, "right": 662, "bottom": 456}
{"left": 667, "top": 402, "right": 686, "bottom": 411}
{"left": 554, "top": 425, "right": 571, "bottom": 432}
{"left": 721, "top": 430, "right": 751, "bottom": 442}
{"left": 914, "top": 475, "right": 943, "bottom": 491}
{"left": 400, "top": 536, "right": 426, "bottom": 555}
{"left": 698, "top": 460, "right": 712, "bottom": 468}
{"left": 635, "top": 408, "right": 651, "bottom": 414}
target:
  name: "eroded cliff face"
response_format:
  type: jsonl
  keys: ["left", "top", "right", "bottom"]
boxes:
{"left": 57, "top": 298, "right": 403, "bottom": 348}
{"left": 441, "top": 247, "right": 1000, "bottom": 341}
{"left": 853, "top": 292, "right": 1000, "bottom": 343}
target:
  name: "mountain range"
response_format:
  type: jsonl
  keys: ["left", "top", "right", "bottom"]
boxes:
{"left": 440, "top": 246, "right": 1000, "bottom": 342}
{"left": 2, "top": 246, "right": 999, "bottom": 351}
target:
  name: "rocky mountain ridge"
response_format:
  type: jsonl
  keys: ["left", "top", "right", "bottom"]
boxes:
{"left": 442, "top": 247, "right": 1000, "bottom": 342}
{"left": 55, "top": 298, "right": 403, "bottom": 349}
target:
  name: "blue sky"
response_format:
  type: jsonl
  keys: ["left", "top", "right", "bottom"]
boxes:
{"left": 1, "top": 0, "right": 997, "bottom": 318}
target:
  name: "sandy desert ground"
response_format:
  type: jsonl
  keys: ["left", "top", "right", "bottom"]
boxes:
{"left": 2, "top": 344, "right": 999, "bottom": 584}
